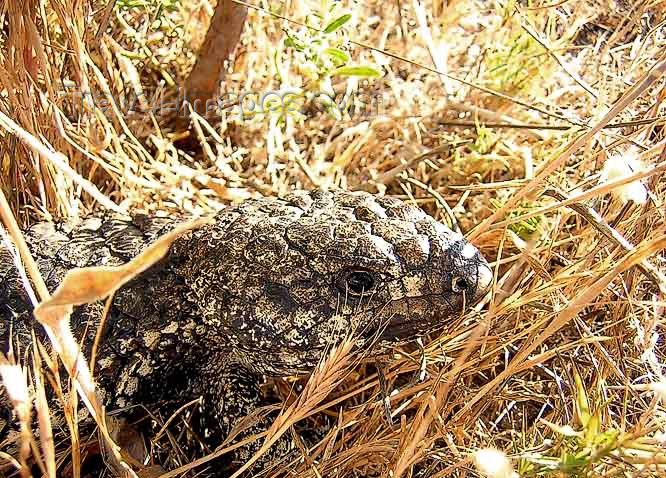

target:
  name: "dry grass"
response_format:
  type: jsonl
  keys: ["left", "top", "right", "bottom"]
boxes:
{"left": 1, "top": 0, "right": 666, "bottom": 476}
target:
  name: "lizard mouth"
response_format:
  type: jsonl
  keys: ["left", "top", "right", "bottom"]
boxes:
{"left": 378, "top": 266, "right": 492, "bottom": 342}
{"left": 380, "top": 320, "right": 424, "bottom": 342}
{"left": 378, "top": 295, "right": 456, "bottom": 342}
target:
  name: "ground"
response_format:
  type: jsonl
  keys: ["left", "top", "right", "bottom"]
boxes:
{"left": 0, "top": 0, "right": 666, "bottom": 477}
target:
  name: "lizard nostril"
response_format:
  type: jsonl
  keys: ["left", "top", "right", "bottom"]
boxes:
{"left": 452, "top": 276, "right": 469, "bottom": 293}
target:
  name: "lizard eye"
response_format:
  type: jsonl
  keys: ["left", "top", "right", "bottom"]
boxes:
{"left": 452, "top": 276, "right": 470, "bottom": 294}
{"left": 339, "top": 269, "right": 376, "bottom": 296}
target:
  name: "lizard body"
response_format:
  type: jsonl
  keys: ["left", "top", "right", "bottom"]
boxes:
{"left": 0, "top": 189, "right": 491, "bottom": 475}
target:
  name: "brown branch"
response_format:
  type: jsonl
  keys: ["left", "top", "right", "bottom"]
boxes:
{"left": 184, "top": 0, "right": 248, "bottom": 118}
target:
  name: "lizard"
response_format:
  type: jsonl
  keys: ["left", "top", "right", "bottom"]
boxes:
{"left": 0, "top": 189, "right": 492, "bottom": 476}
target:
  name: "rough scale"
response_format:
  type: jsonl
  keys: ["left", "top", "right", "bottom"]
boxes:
{"left": 0, "top": 189, "right": 492, "bottom": 475}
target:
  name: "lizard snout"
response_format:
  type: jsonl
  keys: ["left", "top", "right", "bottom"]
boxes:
{"left": 444, "top": 239, "right": 492, "bottom": 306}
{"left": 473, "top": 260, "right": 493, "bottom": 302}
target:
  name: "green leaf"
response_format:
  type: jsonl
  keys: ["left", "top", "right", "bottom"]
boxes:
{"left": 323, "top": 48, "right": 350, "bottom": 64}
{"left": 333, "top": 66, "right": 381, "bottom": 77}
{"left": 284, "top": 36, "right": 305, "bottom": 52}
{"left": 323, "top": 14, "right": 352, "bottom": 34}
{"left": 573, "top": 367, "right": 590, "bottom": 428}
{"left": 585, "top": 412, "right": 600, "bottom": 446}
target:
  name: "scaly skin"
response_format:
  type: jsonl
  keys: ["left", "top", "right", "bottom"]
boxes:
{"left": 0, "top": 189, "right": 492, "bottom": 475}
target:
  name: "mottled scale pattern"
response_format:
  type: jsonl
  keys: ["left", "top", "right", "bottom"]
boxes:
{"left": 0, "top": 189, "right": 492, "bottom": 475}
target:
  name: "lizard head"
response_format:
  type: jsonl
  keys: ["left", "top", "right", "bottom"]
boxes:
{"left": 180, "top": 189, "right": 492, "bottom": 375}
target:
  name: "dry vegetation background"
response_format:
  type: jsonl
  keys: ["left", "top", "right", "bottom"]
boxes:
{"left": 1, "top": 0, "right": 666, "bottom": 477}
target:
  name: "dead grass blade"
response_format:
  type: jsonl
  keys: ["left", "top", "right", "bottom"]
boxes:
{"left": 468, "top": 55, "right": 666, "bottom": 242}
{"left": 1, "top": 185, "right": 210, "bottom": 477}
{"left": 228, "top": 339, "right": 356, "bottom": 478}
{"left": 0, "top": 110, "right": 123, "bottom": 214}
{"left": 452, "top": 225, "right": 666, "bottom": 422}
{"left": 31, "top": 218, "right": 210, "bottom": 477}
{"left": 390, "top": 317, "right": 493, "bottom": 478}
{"left": 2, "top": 1, "right": 666, "bottom": 476}
{"left": 31, "top": 343, "right": 57, "bottom": 478}
{"left": 487, "top": 158, "right": 666, "bottom": 233}
{"left": 156, "top": 339, "right": 356, "bottom": 478}
{"left": 37, "top": 218, "right": 211, "bottom": 309}
{"left": 0, "top": 358, "right": 32, "bottom": 478}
